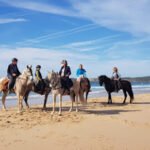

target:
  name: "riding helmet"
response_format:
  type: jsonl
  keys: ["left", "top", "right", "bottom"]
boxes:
{"left": 36, "top": 65, "right": 41, "bottom": 69}
{"left": 12, "top": 58, "right": 18, "bottom": 62}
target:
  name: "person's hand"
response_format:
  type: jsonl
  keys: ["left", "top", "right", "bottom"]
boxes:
{"left": 12, "top": 73, "right": 16, "bottom": 77}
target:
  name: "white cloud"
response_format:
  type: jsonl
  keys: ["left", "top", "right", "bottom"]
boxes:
{"left": 1, "top": 0, "right": 77, "bottom": 17}
{"left": 0, "top": 47, "right": 98, "bottom": 77}
{"left": 2, "top": 0, "right": 150, "bottom": 35}
{"left": 71, "top": 0, "right": 150, "bottom": 35}
{"left": 0, "top": 18, "right": 27, "bottom": 24}
{"left": 0, "top": 46, "right": 150, "bottom": 78}
{"left": 16, "top": 23, "right": 98, "bottom": 46}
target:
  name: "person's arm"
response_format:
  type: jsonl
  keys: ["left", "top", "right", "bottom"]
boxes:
{"left": 39, "top": 72, "right": 43, "bottom": 79}
{"left": 76, "top": 69, "right": 79, "bottom": 77}
{"left": 111, "top": 73, "right": 114, "bottom": 79}
{"left": 118, "top": 73, "right": 121, "bottom": 80}
{"left": 7, "top": 65, "right": 11, "bottom": 76}
{"left": 83, "top": 69, "right": 86, "bottom": 77}
{"left": 59, "top": 67, "right": 62, "bottom": 76}
{"left": 16, "top": 66, "right": 21, "bottom": 75}
{"left": 67, "top": 67, "right": 71, "bottom": 77}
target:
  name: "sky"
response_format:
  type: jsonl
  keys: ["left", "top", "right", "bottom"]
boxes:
{"left": 0, "top": 0, "right": 150, "bottom": 78}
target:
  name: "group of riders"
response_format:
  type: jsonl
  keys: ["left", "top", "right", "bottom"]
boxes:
{"left": 6, "top": 58, "right": 121, "bottom": 94}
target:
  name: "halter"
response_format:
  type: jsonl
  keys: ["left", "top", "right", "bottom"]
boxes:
{"left": 50, "top": 76, "right": 62, "bottom": 90}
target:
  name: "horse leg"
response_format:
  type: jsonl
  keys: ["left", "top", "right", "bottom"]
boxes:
{"left": 17, "top": 95, "right": 23, "bottom": 113}
{"left": 58, "top": 94, "right": 62, "bottom": 115}
{"left": 75, "top": 94, "right": 79, "bottom": 112}
{"left": 69, "top": 91, "right": 76, "bottom": 112}
{"left": 24, "top": 91, "right": 30, "bottom": 109}
{"left": 69, "top": 95, "right": 74, "bottom": 112}
{"left": 123, "top": 90, "right": 127, "bottom": 104}
{"left": 85, "top": 91, "right": 89, "bottom": 103}
{"left": 51, "top": 94, "right": 56, "bottom": 115}
{"left": 2, "top": 91, "right": 8, "bottom": 111}
{"left": 43, "top": 93, "right": 48, "bottom": 110}
{"left": 108, "top": 92, "right": 112, "bottom": 104}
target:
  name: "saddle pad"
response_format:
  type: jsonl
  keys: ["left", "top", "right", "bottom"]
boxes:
{"left": 0, "top": 77, "right": 9, "bottom": 91}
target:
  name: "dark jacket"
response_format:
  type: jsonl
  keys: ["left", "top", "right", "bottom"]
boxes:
{"left": 7, "top": 64, "right": 21, "bottom": 77}
{"left": 59, "top": 66, "right": 71, "bottom": 77}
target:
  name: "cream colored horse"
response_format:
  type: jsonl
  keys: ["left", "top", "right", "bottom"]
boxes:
{"left": 0, "top": 65, "right": 33, "bottom": 112}
{"left": 47, "top": 71, "right": 89, "bottom": 115}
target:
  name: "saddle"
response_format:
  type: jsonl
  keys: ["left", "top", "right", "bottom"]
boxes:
{"left": 0, "top": 78, "right": 9, "bottom": 92}
{"left": 60, "top": 77, "right": 73, "bottom": 93}
{"left": 34, "top": 79, "right": 46, "bottom": 94}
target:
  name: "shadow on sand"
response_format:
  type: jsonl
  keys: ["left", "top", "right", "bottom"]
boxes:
{"left": 80, "top": 109, "right": 139, "bottom": 115}
{"left": 30, "top": 103, "right": 140, "bottom": 116}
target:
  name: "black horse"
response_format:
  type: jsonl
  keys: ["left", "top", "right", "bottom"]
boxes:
{"left": 98, "top": 75, "right": 134, "bottom": 104}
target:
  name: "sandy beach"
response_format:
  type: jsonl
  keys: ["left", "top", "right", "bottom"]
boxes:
{"left": 0, "top": 94, "right": 150, "bottom": 150}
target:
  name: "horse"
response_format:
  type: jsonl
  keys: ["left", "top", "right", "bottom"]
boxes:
{"left": 23, "top": 77, "right": 51, "bottom": 110}
{"left": 98, "top": 75, "right": 134, "bottom": 104}
{"left": 0, "top": 65, "right": 33, "bottom": 112}
{"left": 47, "top": 71, "right": 89, "bottom": 115}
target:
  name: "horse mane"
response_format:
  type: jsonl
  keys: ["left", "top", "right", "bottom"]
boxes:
{"left": 99, "top": 75, "right": 111, "bottom": 80}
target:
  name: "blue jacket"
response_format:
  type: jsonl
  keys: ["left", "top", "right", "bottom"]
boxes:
{"left": 76, "top": 69, "right": 86, "bottom": 77}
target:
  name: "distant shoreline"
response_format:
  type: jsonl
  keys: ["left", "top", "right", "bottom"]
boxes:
{"left": 89, "top": 76, "right": 150, "bottom": 83}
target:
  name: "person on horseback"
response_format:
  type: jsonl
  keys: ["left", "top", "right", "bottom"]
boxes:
{"left": 76, "top": 64, "right": 86, "bottom": 81}
{"left": 35, "top": 65, "right": 45, "bottom": 94}
{"left": 112, "top": 67, "right": 121, "bottom": 92}
{"left": 7, "top": 58, "right": 21, "bottom": 91}
{"left": 59, "top": 60, "right": 73, "bottom": 93}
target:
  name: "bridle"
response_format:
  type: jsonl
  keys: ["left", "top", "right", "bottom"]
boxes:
{"left": 50, "top": 75, "right": 62, "bottom": 90}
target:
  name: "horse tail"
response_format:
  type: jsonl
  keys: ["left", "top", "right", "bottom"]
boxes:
{"left": 82, "top": 78, "right": 91, "bottom": 101}
{"left": 127, "top": 82, "right": 134, "bottom": 100}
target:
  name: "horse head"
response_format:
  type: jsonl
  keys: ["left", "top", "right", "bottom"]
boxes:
{"left": 98, "top": 75, "right": 108, "bottom": 86}
{"left": 22, "top": 65, "right": 33, "bottom": 80}
{"left": 47, "top": 71, "right": 61, "bottom": 89}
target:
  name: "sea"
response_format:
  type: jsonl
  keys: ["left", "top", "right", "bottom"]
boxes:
{"left": 0, "top": 81, "right": 150, "bottom": 108}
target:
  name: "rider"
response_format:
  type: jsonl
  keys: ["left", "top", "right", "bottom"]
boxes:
{"left": 76, "top": 64, "right": 86, "bottom": 81}
{"left": 59, "top": 60, "right": 73, "bottom": 93}
{"left": 35, "top": 65, "right": 45, "bottom": 94}
{"left": 112, "top": 67, "right": 121, "bottom": 92}
{"left": 7, "top": 58, "right": 21, "bottom": 91}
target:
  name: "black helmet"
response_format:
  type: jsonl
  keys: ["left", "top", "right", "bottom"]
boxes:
{"left": 36, "top": 65, "right": 41, "bottom": 69}
{"left": 12, "top": 58, "right": 18, "bottom": 62}
{"left": 61, "top": 60, "right": 68, "bottom": 65}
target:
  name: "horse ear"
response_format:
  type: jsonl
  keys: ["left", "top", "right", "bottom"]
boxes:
{"left": 27, "top": 65, "right": 29, "bottom": 69}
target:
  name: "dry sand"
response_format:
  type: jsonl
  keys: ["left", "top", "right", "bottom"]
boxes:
{"left": 0, "top": 94, "right": 150, "bottom": 150}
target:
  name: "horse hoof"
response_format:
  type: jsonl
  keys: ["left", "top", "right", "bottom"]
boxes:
{"left": 130, "top": 99, "right": 134, "bottom": 103}
{"left": 2, "top": 108, "right": 7, "bottom": 111}
{"left": 17, "top": 111, "right": 23, "bottom": 114}
{"left": 69, "top": 108, "right": 73, "bottom": 112}
{"left": 58, "top": 112, "right": 62, "bottom": 116}
{"left": 51, "top": 111, "right": 55, "bottom": 115}
{"left": 42, "top": 108, "right": 47, "bottom": 111}
{"left": 76, "top": 109, "right": 79, "bottom": 112}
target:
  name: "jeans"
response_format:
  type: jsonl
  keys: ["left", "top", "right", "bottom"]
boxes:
{"left": 7, "top": 75, "right": 16, "bottom": 90}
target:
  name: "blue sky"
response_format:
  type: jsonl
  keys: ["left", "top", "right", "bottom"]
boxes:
{"left": 0, "top": 0, "right": 150, "bottom": 77}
